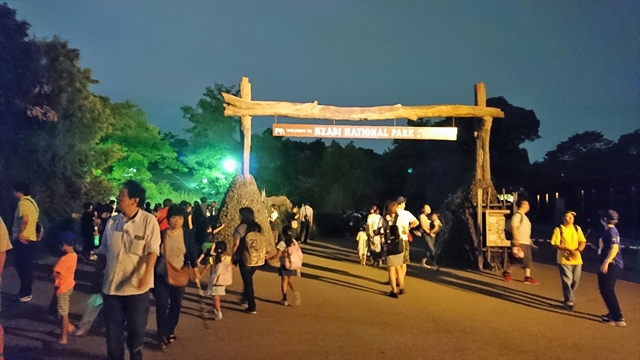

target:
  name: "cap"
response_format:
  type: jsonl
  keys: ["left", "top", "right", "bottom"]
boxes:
{"left": 395, "top": 196, "right": 407, "bottom": 204}
{"left": 564, "top": 211, "right": 577, "bottom": 217}
{"left": 603, "top": 210, "right": 619, "bottom": 221}
{"left": 59, "top": 231, "right": 76, "bottom": 246}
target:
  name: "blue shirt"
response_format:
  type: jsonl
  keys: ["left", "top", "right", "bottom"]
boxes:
{"left": 600, "top": 226, "right": 624, "bottom": 268}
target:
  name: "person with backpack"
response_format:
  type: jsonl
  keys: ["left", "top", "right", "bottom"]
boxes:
{"left": 503, "top": 200, "right": 539, "bottom": 285}
{"left": 267, "top": 226, "right": 302, "bottom": 306}
{"left": 152, "top": 205, "right": 200, "bottom": 349}
{"left": 11, "top": 181, "right": 41, "bottom": 303}
{"left": 207, "top": 241, "right": 233, "bottom": 320}
{"left": 378, "top": 201, "right": 406, "bottom": 298}
{"left": 232, "top": 207, "right": 268, "bottom": 314}
{"left": 550, "top": 211, "right": 586, "bottom": 310}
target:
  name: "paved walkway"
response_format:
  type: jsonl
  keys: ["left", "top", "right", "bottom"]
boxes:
{"left": 1, "top": 237, "right": 639, "bottom": 359}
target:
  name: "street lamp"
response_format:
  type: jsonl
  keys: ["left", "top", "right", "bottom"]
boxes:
{"left": 222, "top": 158, "right": 237, "bottom": 173}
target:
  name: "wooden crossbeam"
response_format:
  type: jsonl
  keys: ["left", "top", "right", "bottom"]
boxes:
{"left": 222, "top": 93, "right": 504, "bottom": 121}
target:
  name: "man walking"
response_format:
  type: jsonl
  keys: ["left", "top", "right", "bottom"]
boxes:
{"left": 299, "top": 203, "right": 313, "bottom": 244}
{"left": 396, "top": 197, "right": 419, "bottom": 288}
{"left": 11, "top": 181, "right": 40, "bottom": 302}
{"left": 550, "top": 211, "right": 586, "bottom": 310}
{"left": 95, "top": 180, "right": 160, "bottom": 360}
{"left": 503, "top": 200, "right": 539, "bottom": 284}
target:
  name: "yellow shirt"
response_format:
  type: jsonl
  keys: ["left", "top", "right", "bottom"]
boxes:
{"left": 13, "top": 196, "right": 39, "bottom": 241}
{"left": 550, "top": 224, "right": 586, "bottom": 265}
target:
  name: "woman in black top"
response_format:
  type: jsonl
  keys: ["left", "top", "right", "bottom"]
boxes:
{"left": 231, "top": 207, "right": 263, "bottom": 314}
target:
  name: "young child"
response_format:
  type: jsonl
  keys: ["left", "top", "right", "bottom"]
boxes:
{"left": 268, "top": 226, "right": 301, "bottom": 306}
{"left": 196, "top": 224, "right": 225, "bottom": 294}
{"left": 207, "top": 241, "right": 232, "bottom": 320}
{"left": 356, "top": 225, "right": 369, "bottom": 265}
{"left": 52, "top": 232, "right": 78, "bottom": 344}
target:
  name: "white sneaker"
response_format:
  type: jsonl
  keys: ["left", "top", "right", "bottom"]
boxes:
{"left": 293, "top": 291, "right": 301, "bottom": 306}
{"left": 280, "top": 299, "right": 289, "bottom": 306}
{"left": 19, "top": 295, "right": 32, "bottom": 303}
{"left": 212, "top": 308, "right": 223, "bottom": 320}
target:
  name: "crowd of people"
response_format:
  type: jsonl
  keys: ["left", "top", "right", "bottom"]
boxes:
{"left": 0, "top": 180, "right": 630, "bottom": 359}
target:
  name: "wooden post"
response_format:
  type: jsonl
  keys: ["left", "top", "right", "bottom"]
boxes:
{"left": 475, "top": 82, "right": 495, "bottom": 204}
{"left": 477, "top": 188, "right": 484, "bottom": 270}
{"left": 240, "top": 77, "right": 252, "bottom": 178}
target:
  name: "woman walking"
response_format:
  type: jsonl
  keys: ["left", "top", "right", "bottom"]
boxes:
{"left": 232, "top": 207, "right": 264, "bottom": 314}
{"left": 598, "top": 210, "right": 626, "bottom": 327}
{"left": 153, "top": 205, "right": 200, "bottom": 348}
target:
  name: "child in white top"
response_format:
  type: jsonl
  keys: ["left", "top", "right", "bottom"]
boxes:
{"left": 356, "top": 225, "right": 369, "bottom": 265}
{"left": 207, "top": 241, "right": 233, "bottom": 320}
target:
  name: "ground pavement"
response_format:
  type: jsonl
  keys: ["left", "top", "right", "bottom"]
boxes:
{"left": 1, "top": 237, "right": 639, "bottom": 360}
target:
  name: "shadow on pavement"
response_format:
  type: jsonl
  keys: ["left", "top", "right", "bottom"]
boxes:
{"left": 407, "top": 267, "right": 600, "bottom": 322}
{"left": 307, "top": 237, "right": 601, "bottom": 322}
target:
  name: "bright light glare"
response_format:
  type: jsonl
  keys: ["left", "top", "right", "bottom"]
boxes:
{"left": 222, "top": 158, "right": 237, "bottom": 173}
{"left": 202, "top": 178, "right": 208, "bottom": 184}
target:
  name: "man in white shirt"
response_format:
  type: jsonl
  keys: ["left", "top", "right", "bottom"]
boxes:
{"left": 503, "top": 200, "right": 539, "bottom": 285}
{"left": 95, "top": 180, "right": 160, "bottom": 360}
{"left": 395, "top": 197, "right": 419, "bottom": 283}
{"left": 299, "top": 204, "right": 313, "bottom": 244}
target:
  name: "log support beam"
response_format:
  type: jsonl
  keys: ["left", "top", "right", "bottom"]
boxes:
{"left": 222, "top": 93, "right": 504, "bottom": 121}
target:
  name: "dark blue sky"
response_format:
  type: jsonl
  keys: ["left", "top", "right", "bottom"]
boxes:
{"left": 11, "top": 1, "right": 639, "bottom": 161}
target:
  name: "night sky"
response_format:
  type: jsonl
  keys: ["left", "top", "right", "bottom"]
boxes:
{"left": 10, "top": 1, "right": 639, "bottom": 161}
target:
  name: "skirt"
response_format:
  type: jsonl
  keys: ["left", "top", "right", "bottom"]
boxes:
{"left": 387, "top": 253, "right": 404, "bottom": 267}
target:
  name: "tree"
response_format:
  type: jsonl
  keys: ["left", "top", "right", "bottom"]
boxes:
{"left": 99, "top": 100, "right": 186, "bottom": 203}
{"left": 538, "top": 131, "right": 614, "bottom": 183}
{"left": 181, "top": 85, "right": 241, "bottom": 200}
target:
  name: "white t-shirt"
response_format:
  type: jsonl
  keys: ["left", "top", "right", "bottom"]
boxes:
{"left": 300, "top": 205, "right": 313, "bottom": 224}
{"left": 397, "top": 209, "right": 418, "bottom": 241}
{"left": 270, "top": 210, "right": 278, "bottom": 222}
{"left": 510, "top": 212, "right": 532, "bottom": 245}
{"left": 366, "top": 213, "right": 381, "bottom": 237}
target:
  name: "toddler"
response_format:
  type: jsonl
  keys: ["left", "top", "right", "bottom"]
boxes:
{"left": 207, "top": 241, "right": 233, "bottom": 320}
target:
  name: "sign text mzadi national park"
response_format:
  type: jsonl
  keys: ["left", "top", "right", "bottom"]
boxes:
{"left": 271, "top": 124, "right": 458, "bottom": 141}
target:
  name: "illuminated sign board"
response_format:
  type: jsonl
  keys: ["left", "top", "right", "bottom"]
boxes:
{"left": 272, "top": 124, "right": 457, "bottom": 141}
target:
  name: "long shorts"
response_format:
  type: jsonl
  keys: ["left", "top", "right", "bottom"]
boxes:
{"left": 57, "top": 288, "right": 73, "bottom": 316}
{"left": 403, "top": 240, "right": 410, "bottom": 264}
{"left": 510, "top": 244, "right": 533, "bottom": 270}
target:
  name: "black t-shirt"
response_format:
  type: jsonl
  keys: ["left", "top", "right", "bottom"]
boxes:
{"left": 81, "top": 210, "right": 95, "bottom": 236}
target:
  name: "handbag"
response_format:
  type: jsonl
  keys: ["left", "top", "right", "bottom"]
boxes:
{"left": 161, "top": 231, "right": 191, "bottom": 287}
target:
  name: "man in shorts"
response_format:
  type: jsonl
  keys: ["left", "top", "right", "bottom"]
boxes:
{"left": 503, "top": 200, "right": 539, "bottom": 284}
{"left": 396, "top": 197, "right": 419, "bottom": 288}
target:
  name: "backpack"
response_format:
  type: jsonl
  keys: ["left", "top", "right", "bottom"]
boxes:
{"left": 557, "top": 224, "right": 578, "bottom": 242}
{"left": 383, "top": 215, "right": 404, "bottom": 256}
{"left": 505, "top": 212, "right": 523, "bottom": 241}
{"left": 243, "top": 231, "right": 269, "bottom": 267}
{"left": 285, "top": 240, "right": 303, "bottom": 270}
{"left": 213, "top": 260, "right": 233, "bottom": 286}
